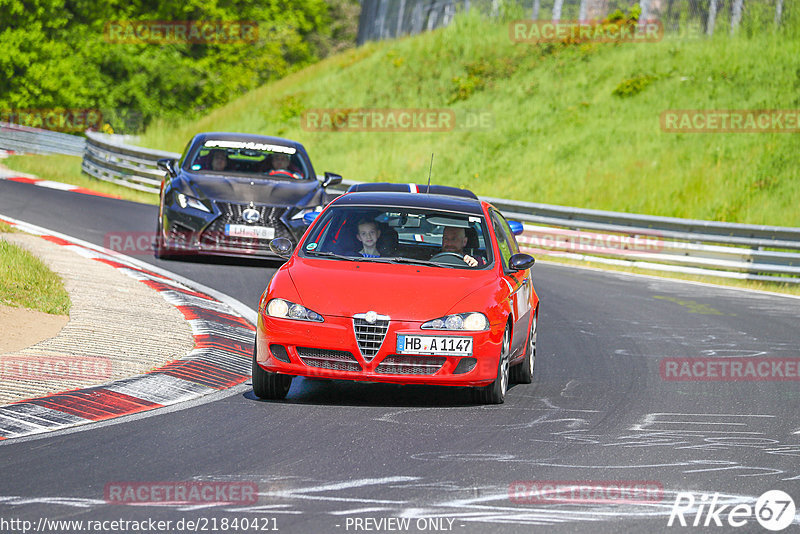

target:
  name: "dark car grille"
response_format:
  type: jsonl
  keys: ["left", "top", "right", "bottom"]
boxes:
{"left": 200, "top": 202, "right": 294, "bottom": 250}
{"left": 376, "top": 355, "right": 447, "bottom": 375}
{"left": 297, "top": 347, "right": 362, "bottom": 372}
{"left": 353, "top": 314, "right": 390, "bottom": 362}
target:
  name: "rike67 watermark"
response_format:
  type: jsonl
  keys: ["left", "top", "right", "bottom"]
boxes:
{"left": 668, "top": 490, "right": 796, "bottom": 531}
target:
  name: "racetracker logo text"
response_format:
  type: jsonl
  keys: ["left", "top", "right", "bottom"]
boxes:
{"left": 1, "top": 109, "right": 103, "bottom": 133}
{"left": 0, "top": 355, "right": 112, "bottom": 380}
{"left": 103, "top": 21, "right": 259, "bottom": 44}
{"left": 660, "top": 110, "right": 800, "bottom": 133}
{"left": 301, "top": 109, "right": 493, "bottom": 132}
{"left": 515, "top": 227, "right": 663, "bottom": 256}
{"left": 104, "top": 482, "right": 258, "bottom": 505}
{"left": 510, "top": 20, "right": 663, "bottom": 43}
{"left": 509, "top": 480, "right": 663, "bottom": 503}
{"left": 660, "top": 358, "right": 800, "bottom": 381}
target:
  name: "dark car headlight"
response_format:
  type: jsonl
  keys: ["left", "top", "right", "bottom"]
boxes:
{"left": 421, "top": 312, "right": 489, "bottom": 331}
{"left": 290, "top": 206, "right": 322, "bottom": 223}
{"left": 176, "top": 193, "right": 211, "bottom": 213}
{"left": 266, "top": 298, "right": 324, "bottom": 322}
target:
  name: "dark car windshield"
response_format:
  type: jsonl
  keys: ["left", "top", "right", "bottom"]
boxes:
{"left": 299, "top": 205, "right": 494, "bottom": 269}
{"left": 187, "top": 140, "right": 311, "bottom": 180}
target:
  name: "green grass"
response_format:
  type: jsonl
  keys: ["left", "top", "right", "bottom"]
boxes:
{"left": 139, "top": 10, "right": 800, "bottom": 227}
{"left": 3, "top": 155, "right": 159, "bottom": 205}
{"left": 0, "top": 237, "right": 71, "bottom": 315}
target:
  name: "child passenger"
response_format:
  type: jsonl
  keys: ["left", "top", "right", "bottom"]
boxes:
{"left": 356, "top": 220, "right": 381, "bottom": 258}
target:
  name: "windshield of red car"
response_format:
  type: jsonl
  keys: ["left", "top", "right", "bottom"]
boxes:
{"left": 300, "top": 206, "right": 494, "bottom": 269}
{"left": 187, "top": 140, "right": 310, "bottom": 180}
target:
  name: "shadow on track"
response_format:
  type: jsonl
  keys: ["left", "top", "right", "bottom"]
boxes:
{"left": 242, "top": 377, "right": 530, "bottom": 408}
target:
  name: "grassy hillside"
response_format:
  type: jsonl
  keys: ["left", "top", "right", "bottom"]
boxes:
{"left": 137, "top": 10, "right": 799, "bottom": 227}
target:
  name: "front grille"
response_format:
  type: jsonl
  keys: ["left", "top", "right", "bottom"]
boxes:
{"left": 200, "top": 201, "right": 294, "bottom": 250}
{"left": 376, "top": 355, "right": 447, "bottom": 375}
{"left": 353, "top": 313, "right": 390, "bottom": 362}
{"left": 297, "top": 347, "right": 361, "bottom": 372}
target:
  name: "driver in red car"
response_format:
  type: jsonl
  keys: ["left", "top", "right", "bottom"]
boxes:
{"left": 267, "top": 152, "right": 302, "bottom": 179}
{"left": 441, "top": 226, "right": 484, "bottom": 267}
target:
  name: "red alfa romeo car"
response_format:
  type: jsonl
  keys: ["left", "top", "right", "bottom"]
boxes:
{"left": 253, "top": 184, "right": 539, "bottom": 404}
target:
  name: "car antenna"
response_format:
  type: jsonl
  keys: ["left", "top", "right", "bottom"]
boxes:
{"left": 426, "top": 153, "right": 434, "bottom": 193}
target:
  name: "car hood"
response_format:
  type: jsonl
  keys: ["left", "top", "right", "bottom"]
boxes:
{"left": 187, "top": 173, "right": 320, "bottom": 205}
{"left": 286, "top": 258, "right": 496, "bottom": 321}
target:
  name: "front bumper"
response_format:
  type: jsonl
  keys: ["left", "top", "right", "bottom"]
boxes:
{"left": 255, "top": 313, "right": 503, "bottom": 387}
{"left": 161, "top": 202, "right": 306, "bottom": 258}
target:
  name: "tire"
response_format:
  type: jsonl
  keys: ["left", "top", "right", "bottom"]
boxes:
{"left": 252, "top": 341, "right": 292, "bottom": 400}
{"left": 154, "top": 220, "right": 171, "bottom": 260}
{"left": 472, "top": 325, "right": 510, "bottom": 404}
{"left": 511, "top": 311, "right": 537, "bottom": 384}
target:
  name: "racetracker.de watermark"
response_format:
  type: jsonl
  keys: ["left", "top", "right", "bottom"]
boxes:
{"left": 300, "top": 108, "right": 493, "bottom": 132}
{"left": 509, "top": 480, "right": 663, "bottom": 504}
{"left": 0, "top": 355, "right": 112, "bottom": 380}
{"left": 660, "top": 110, "right": 800, "bottom": 133}
{"left": 516, "top": 227, "right": 664, "bottom": 256}
{"left": 104, "top": 481, "right": 258, "bottom": 505}
{"left": 510, "top": 20, "right": 663, "bottom": 43}
{"left": 103, "top": 20, "right": 259, "bottom": 44}
{"left": 661, "top": 358, "right": 800, "bottom": 381}
{"left": 1, "top": 109, "right": 102, "bottom": 133}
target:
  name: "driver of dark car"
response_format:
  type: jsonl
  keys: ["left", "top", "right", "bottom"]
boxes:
{"left": 441, "top": 226, "right": 482, "bottom": 267}
{"left": 267, "top": 153, "right": 301, "bottom": 178}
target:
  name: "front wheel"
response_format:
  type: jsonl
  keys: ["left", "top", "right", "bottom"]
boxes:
{"left": 472, "top": 325, "right": 510, "bottom": 404}
{"left": 252, "top": 342, "right": 292, "bottom": 400}
{"left": 154, "top": 220, "right": 171, "bottom": 259}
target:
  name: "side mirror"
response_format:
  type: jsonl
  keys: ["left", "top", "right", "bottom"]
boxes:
{"left": 508, "top": 220, "right": 524, "bottom": 236}
{"left": 321, "top": 172, "right": 342, "bottom": 188}
{"left": 269, "top": 237, "right": 294, "bottom": 258}
{"left": 157, "top": 158, "right": 178, "bottom": 177}
{"left": 508, "top": 253, "right": 535, "bottom": 271}
{"left": 303, "top": 212, "right": 320, "bottom": 225}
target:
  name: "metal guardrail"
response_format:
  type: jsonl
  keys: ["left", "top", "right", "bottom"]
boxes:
{"left": 0, "top": 122, "right": 86, "bottom": 156}
{"left": 3, "top": 127, "right": 799, "bottom": 284}
{"left": 80, "top": 131, "right": 178, "bottom": 194}
{"left": 328, "top": 180, "right": 800, "bottom": 284}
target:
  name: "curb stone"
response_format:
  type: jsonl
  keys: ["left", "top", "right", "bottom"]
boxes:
{"left": 0, "top": 215, "right": 256, "bottom": 441}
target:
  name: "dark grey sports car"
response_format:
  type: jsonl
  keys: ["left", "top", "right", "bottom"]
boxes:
{"left": 155, "top": 132, "right": 341, "bottom": 259}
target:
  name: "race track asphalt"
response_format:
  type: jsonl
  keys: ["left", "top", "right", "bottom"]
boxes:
{"left": 1, "top": 179, "right": 799, "bottom": 533}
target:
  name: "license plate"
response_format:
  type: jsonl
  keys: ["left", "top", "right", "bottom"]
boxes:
{"left": 396, "top": 335, "right": 473, "bottom": 356}
{"left": 225, "top": 224, "right": 274, "bottom": 239}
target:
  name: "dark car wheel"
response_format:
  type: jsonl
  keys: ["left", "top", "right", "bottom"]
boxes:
{"left": 154, "top": 220, "right": 172, "bottom": 260}
{"left": 252, "top": 342, "right": 292, "bottom": 400}
{"left": 511, "top": 310, "right": 536, "bottom": 384}
{"left": 473, "top": 325, "right": 510, "bottom": 405}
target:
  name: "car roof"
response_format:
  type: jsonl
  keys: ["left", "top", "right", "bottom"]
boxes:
{"left": 332, "top": 191, "right": 486, "bottom": 215}
{"left": 346, "top": 182, "right": 478, "bottom": 199}
{"left": 192, "top": 132, "right": 305, "bottom": 150}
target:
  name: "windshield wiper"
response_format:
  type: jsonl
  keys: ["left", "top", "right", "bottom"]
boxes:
{"left": 306, "top": 251, "right": 359, "bottom": 261}
{"left": 380, "top": 256, "right": 453, "bottom": 267}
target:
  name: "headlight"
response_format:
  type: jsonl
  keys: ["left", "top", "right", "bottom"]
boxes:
{"left": 291, "top": 206, "right": 323, "bottom": 222}
{"left": 265, "top": 298, "right": 323, "bottom": 322}
{"left": 421, "top": 312, "right": 489, "bottom": 331}
{"left": 177, "top": 193, "right": 210, "bottom": 213}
